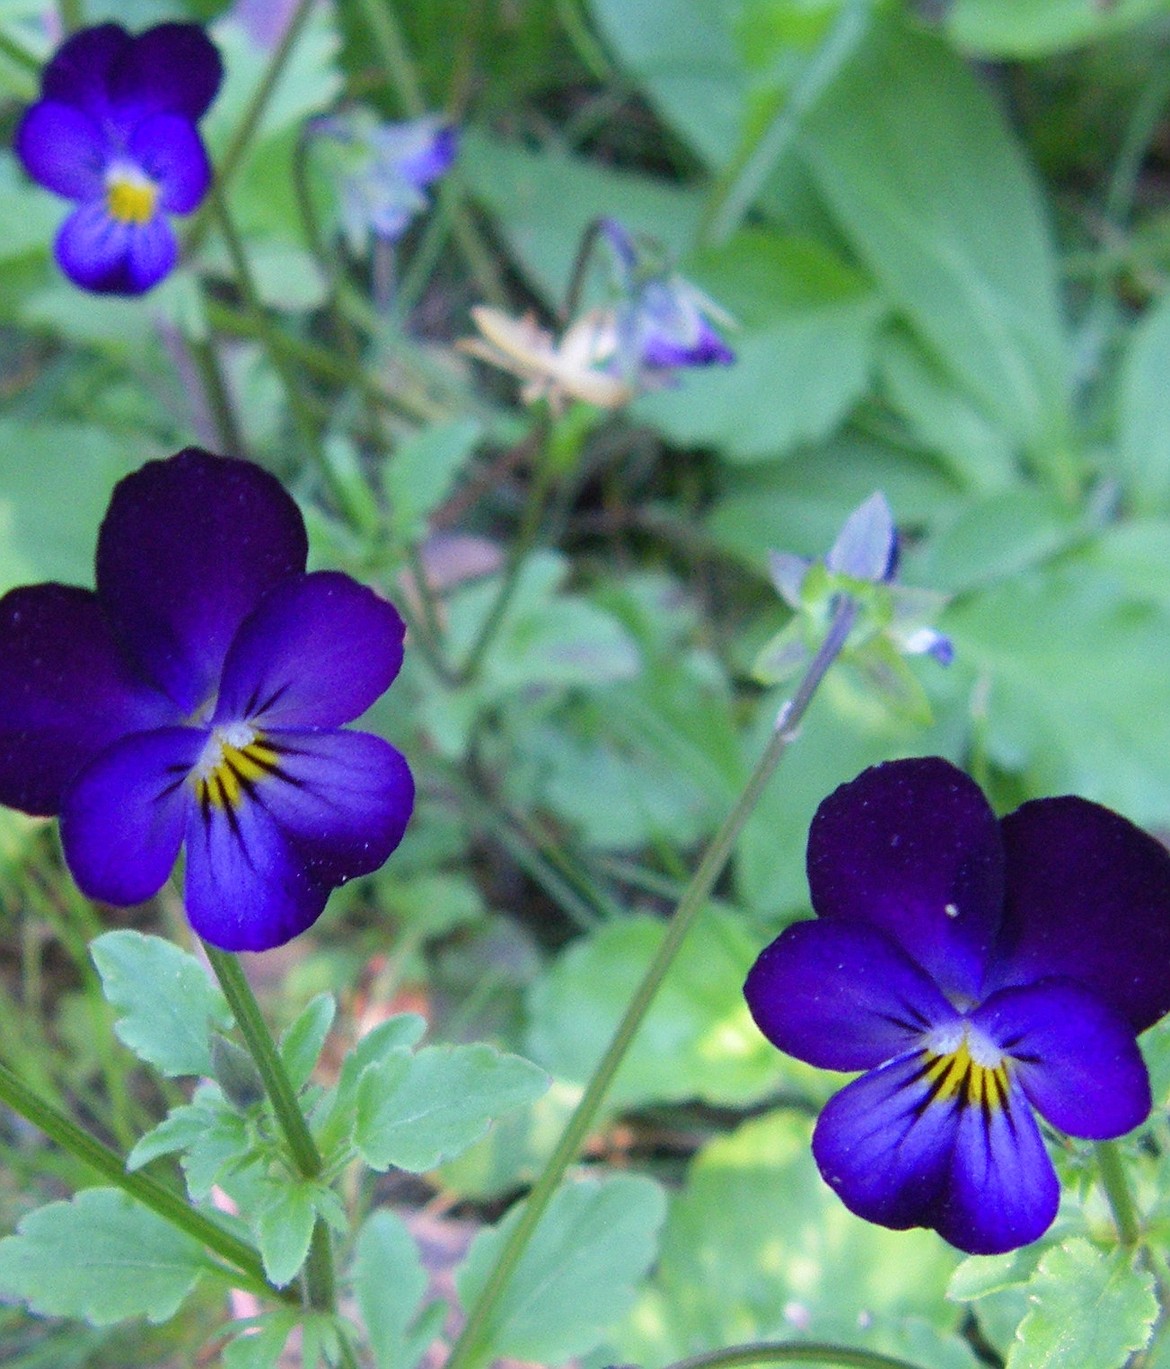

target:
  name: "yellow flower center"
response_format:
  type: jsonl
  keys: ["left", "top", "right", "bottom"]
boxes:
{"left": 920, "top": 1029, "right": 1010, "bottom": 1114}
{"left": 193, "top": 724, "right": 281, "bottom": 814}
{"left": 106, "top": 172, "right": 159, "bottom": 225}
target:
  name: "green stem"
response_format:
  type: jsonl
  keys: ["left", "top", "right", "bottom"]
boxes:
{"left": 0, "top": 27, "right": 41, "bottom": 75}
{"left": 457, "top": 418, "right": 553, "bottom": 681}
{"left": 444, "top": 599, "right": 859, "bottom": 1369}
{"left": 303, "top": 1219, "right": 335, "bottom": 1311}
{"left": 57, "top": 0, "right": 84, "bottom": 36}
{"left": 184, "top": 0, "right": 317, "bottom": 260}
{"left": 659, "top": 1343, "right": 928, "bottom": 1369}
{"left": 0, "top": 1059, "right": 279, "bottom": 1297}
{"left": 209, "top": 192, "right": 343, "bottom": 505}
{"left": 355, "top": 0, "right": 506, "bottom": 305}
{"left": 1097, "top": 1140, "right": 1141, "bottom": 1247}
{"left": 188, "top": 323, "right": 247, "bottom": 457}
{"left": 202, "top": 946, "right": 322, "bottom": 1180}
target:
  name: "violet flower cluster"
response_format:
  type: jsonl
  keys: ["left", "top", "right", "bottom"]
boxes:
{"left": 311, "top": 111, "right": 458, "bottom": 254}
{"left": 0, "top": 450, "right": 413, "bottom": 952}
{"left": 15, "top": 22, "right": 221, "bottom": 295}
{"left": 745, "top": 757, "right": 1170, "bottom": 1254}
{"left": 599, "top": 217, "right": 734, "bottom": 381}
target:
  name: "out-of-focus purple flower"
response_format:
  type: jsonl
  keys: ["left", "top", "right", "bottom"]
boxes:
{"left": 312, "top": 110, "right": 457, "bottom": 254}
{"left": 14, "top": 22, "right": 222, "bottom": 295}
{"left": 745, "top": 757, "right": 1170, "bottom": 1254}
{"left": 599, "top": 217, "right": 734, "bottom": 383}
{"left": 0, "top": 450, "right": 414, "bottom": 952}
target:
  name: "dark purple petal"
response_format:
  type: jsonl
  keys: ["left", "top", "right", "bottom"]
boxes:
{"left": 937, "top": 1077, "right": 1059, "bottom": 1255}
{"left": 128, "top": 114, "right": 211, "bottom": 214}
{"left": 0, "top": 585, "right": 176, "bottom": 815}
{"left": 214, "top": 572, "right": 405, "bottom": 729}
{"left": 974, "top": 981, "right": 1151, "bottom": 1138}
{"left": 41, "top": 23, "right": 130, "bottom": 116}
{"left": 183, "top": 728, "right": 412, "bottom": 952}
{"left": 813, "top": 1048, "right": 1059, "bottom": 1254}
{"left": 14, "top": 101, "right": 107, "bottom": 200}
{"left": 744, "top": 919, "right": 956, "bottom": 1071}
{"left": 55, "top": 200, "right": 177, "bottom": 295}
{"left": 396, "top": 122, "right": 457, "bottom": 186}
{"left": 59, "top": 726, "right": 201, "bottom": 904}
{"left": 806, "top": 757, "right": 1005, "bottom": 1001}
{"left": 641, "top": 315, "right": 734, "bottom": 368}
{"left": 95, "top": 451, "right": 309, "bottom": 713}
{"left": 991, "top": 796, "right": 1170, "bottom": 1033}
{"left": 111, "top": 24, "right": 223, "bottom": 122}
{"left": 812, "top": 1052, "right": 954, "bottom": 1232}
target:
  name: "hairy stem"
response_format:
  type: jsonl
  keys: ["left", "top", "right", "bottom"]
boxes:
{"left": 444, "top": 598, "right": 859, "bottom": 1369}
{"left": 659, "top": 1342, "right": 929, "bottom": 1369}
{"left": 1097, "top": 1139, "right": 1141, "bottom": 1247}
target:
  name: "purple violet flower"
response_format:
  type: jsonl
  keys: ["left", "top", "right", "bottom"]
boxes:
{"left": 599, "top": 217, "right": 734, "bottom": 382}
{"left": 311, "top": 111, "right": 457, "bottom": 254}
{"left": 0, "top": 450, "right": 414, "bottom": 952}
{"left": 14, "top": 22, "right": 222, "bottom": 295}
{"left": 744, "top": 757, "right": 1170, "bottom": 1255}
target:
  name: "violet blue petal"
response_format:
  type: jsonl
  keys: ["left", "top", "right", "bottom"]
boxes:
{"left": 214, "top": 572, "right": 405, "bottom": 729}
{"left": 641, "top": 315, "right": 734, "bottom": 368}
{"left": 111, "top": 23, "right": 223, "bottom": 122}
{"left": 14, "top": 101, "right": 107, "bottom": 201}
{"left": 379, "top": 118, "right": 457, "bottom": 187}
{"left": 744, "top": 919, "right": 957, "bottom": 1071}
{"left": 55, "top": 200, "right": 177, "bottom": 295}
{"left": 826, "top": 492, "right": 897, "bottom": 583}
{"left": 59, "top": 726, "right": 201, "bottom": 904}
{"left": 974, "top": 981, "right": 1151, "bottom": 1139}
{"left": 42, "top": 23, "right": 130, "bottom": 116}
{"left": 991, "top": 796, "right": 1170, "bottom": 1033}
{"left": 128, "top": 113, "right": 211, "bottom": 214}
{"left": 936, "top": 1076, "right": 1059, "bottom": 1255}
{"left": 806, "top": 757, "right": 1005, "bottom": 1001}
{"left": 811, "top": 1051, "right": 954, "bottom": 1232}
{"left": 0, "top": 584, "right": 176, "bottom": 815}
{"left": 95, "top": 451, "right": 309, "bottom": 713}
{"left": 182, "top": 729, "right": 413, "bottom": 951}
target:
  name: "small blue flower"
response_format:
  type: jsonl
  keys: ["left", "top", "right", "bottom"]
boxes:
{"left": 15, "top": 22, "right": 222, "bottom": 295}
{"left": 312, "top": 111, "right": 457, "bottom": 254}
{"left": 0, "top": 451, "right": 414, "bottom": 952}
{"left": 745, "top": 757, "right": 1170, "bottom": 1254}
{"left": 599, "top": 217, "right": 734, "bottom": 382}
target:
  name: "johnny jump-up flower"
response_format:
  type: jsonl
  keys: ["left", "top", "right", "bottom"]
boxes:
{"left": 744, "top": 757, "right": 1170, "bottom": 1255}
{"left": 599, "top": 217, "right": 734, "bottom": 382}
{"left": 15, "top": 22, "right": 222, "bottom": 295}
{"left": 311, "top": 111, "right": 457, "bottom": 255}
{"left": 0, "top": 450, "right": 414, "bottom": 953}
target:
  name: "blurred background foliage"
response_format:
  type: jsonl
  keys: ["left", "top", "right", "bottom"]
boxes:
{"left": 4, "top": 0, "right": 1170, "bottom": 1365}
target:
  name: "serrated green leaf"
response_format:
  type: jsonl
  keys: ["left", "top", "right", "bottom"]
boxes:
{"left": 355, "top": 1044, "right": 549, "bottom": 1173}
{"left": 91, "top": 931, "right": 232, "bottom": 1078}
{"left": 0, "top": 1189, "right": 205, "bottom": 1325}
{"left": 455, "top": 1174, "right": 666, "bottom": 1365}
{"left": 947, "top": 1248, "right": 1042, "bottom": 1303}
{"left": 1006, "top": 1239, "right": 1157, "bottom": 1369}
{"left": 254, "top": 1181, "right": 318, "bottom": 1287}
{"left": 352, "top": 1210, "right": 430, "bottom": 1369}
{"left": 385, "top": 420, "right": 483, "bottom": 545}
{"left": 314, "top": 1015, "right": 429, "bottom": 1154}
{"left": 127, "top": 1100, "right": 221, "bottom": 1171}
{"left": 280, "top": 993, "right": 336, "bottom": 1092}
{"left": 178, "top": 1093, "right": 254, "bottom": 1200}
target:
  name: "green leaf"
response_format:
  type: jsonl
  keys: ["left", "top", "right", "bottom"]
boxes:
{"left": 384, "top": 420, "right": 483, "bottom": 545}
{"left": 461, "top": 129, "right": 704, "bottom": 302}
{"left": 127, "top": 1099, "right": 224, "bottom": 1172}
{"left": 455, "top": 1173, "right": 666, "bottom": 1365}
{"left": 222, "top": 1312, "right": 299, "bottom": 1369}
{"left": 946, "top": 0, "right": 1168, "bottom": 57}
{"left": 352, "top": 1210, "right": 431, "bottom": 1369}
{"left": 0, "top": 1189, "right": 205, "bottom": 1325}
{"left": 1007, "top": 1239, "right": 1157, "bottom": 1369}
{"left": 314, "top": 1014, "right": 428, "bottom": 1155}
{"left": 1116, "top": 290, "right": 1170, "bottom": 512}
{"left": 91, "top": 931, "right": 232, "bottom": 1078}
{"left": 801, "top": 16, "right": 1071, "bottom": 455}
{"left": 280, "top": 993, "right": 336, "bottom": 1092}
{"left": 355, "top": 1044, "right": 549, "bottom": 1172}
{"left": 254, "top": 1181, "right": 318, "bottom": 1287}
{"left": 633, "top": 230, "right": 887, "bottom": 461}
{"left": 526, "top": 908, "right": 792, "bottom": 1109}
